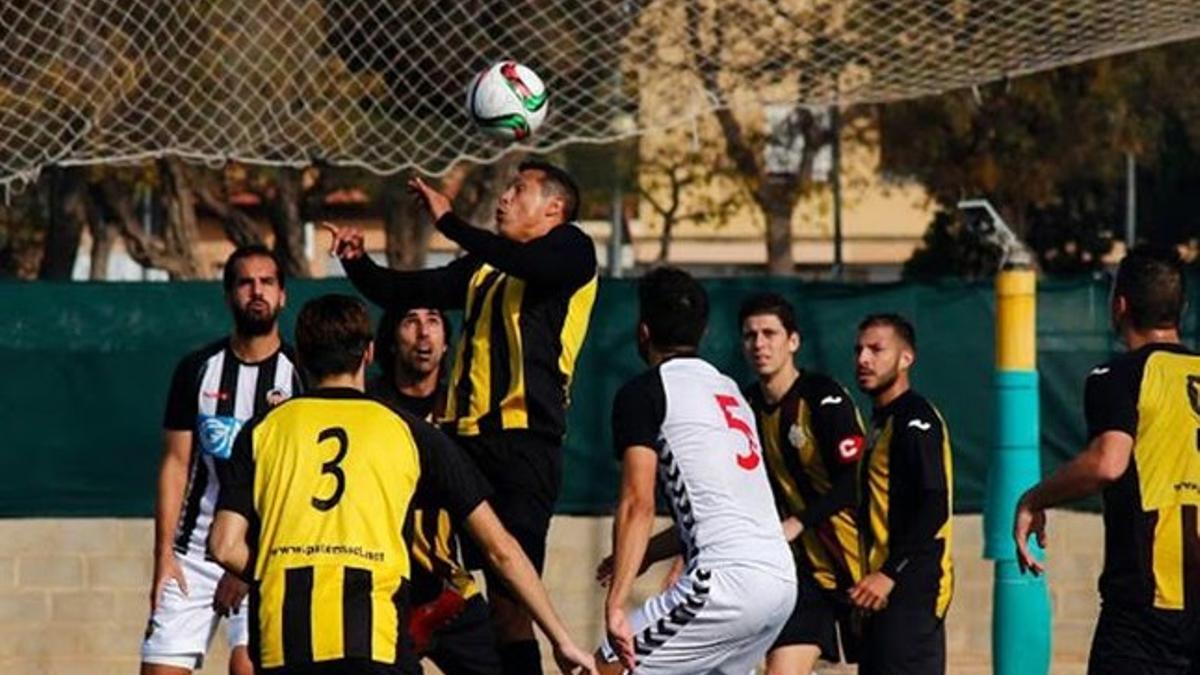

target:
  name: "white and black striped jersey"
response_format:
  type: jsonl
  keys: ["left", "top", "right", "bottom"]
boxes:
{"left": 612, "top": 356, "right": 793, "bottom": 578}
{"left": 163, "top": 338, "right": 301, "bottom": 559}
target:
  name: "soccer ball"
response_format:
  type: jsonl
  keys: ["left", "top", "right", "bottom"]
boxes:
{"left": 467, "top": 61, "right": 548, "bottom": 141}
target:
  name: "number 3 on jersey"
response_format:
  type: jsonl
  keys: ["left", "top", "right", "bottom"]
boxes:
{"left": 312, "top": 427, "right": 348, "bottom": 511}
{"left": 715, "top": 394, "right": 761, "bottom": 470}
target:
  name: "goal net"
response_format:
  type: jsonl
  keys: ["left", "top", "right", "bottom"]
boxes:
{"left": 1, "top": 0, "right": 1198, "bottom": 188}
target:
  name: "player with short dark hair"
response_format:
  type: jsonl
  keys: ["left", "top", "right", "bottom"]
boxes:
{"left": 738, "top": 292, "right": 865, "bottom": 674}
{"left": 1014, "top": 246, "right": 1200, "bottom": 673}
{"left": 369, "top": 307, "right": 503, "bottom": 675}
{"left": 208, "top": 294, "right": 595, "bottom": 675}
{"left": 599, "top": 268, "right": 796, "bottom": 675}
{"left": 142, "top": 245, "right": 300, "bottom": 675}
{"left": 852, "top": 313, "right": 954, "bottom": 675}
{"left": 326, "top": 161, "right": 597, "bottom": 675}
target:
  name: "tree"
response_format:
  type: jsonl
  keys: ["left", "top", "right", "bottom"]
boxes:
{"left": 881, "top": 39, "right": 1200, "bottom": 275}
{"left": 674, "top": 0, "right": 874, "bottom": 274}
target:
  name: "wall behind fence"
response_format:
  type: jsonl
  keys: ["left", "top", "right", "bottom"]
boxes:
{"left": 1, "top": 274, "right": 1192, "bottom": 517}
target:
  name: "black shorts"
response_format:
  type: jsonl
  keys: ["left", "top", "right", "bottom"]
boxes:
{"left": 454, "top": 431, "right": 561, "bottom": 596}
{"left": 858, "top": 604, "right": 946, "bottom": 675}
{"left": 771, "top": 573, "right": 860, "bottom": 664}
{"left": 1088, "top": 603, "right": 1200, "bottom": 674}
{"left": 425, "top": 595, "right": 502, "bottom": 675}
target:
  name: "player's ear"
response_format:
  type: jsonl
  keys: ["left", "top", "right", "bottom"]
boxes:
{"left": 544, "top": 194, "right": 565, "bottom": 222}
{"left": 363, "top": 340, "right": 375, "bottom": 370}
{"left": 899, "top": 348, "right": 914, "bottom": 370}
{"left": 788, "top": 331, "right": 800, "bottom": 354}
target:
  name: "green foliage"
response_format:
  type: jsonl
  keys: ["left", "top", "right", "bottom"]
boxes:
{"left": 884, "top": 40, "right": 1200, "bottom": 276}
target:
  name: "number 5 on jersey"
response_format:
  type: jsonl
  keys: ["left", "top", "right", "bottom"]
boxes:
{"left": 715, "top": 394, "right": 761, "bottom": 470}
{"left": 312, "top": 427, "right": 348, "bottom": 511}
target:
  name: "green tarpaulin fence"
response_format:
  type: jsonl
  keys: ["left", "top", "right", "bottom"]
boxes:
{"left": 1, "top": 275, "right": 1192, "bottom": 517}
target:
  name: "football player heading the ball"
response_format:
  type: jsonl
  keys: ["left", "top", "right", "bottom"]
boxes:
{"left": 324, "top": 159, "right": 598, "bottom": 675}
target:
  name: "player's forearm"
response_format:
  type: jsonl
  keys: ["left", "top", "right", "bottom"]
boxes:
{"left": 153, "top": 441, "right": 190, "bottom": 558}
{"left": 1021, "top": 459, "right": 1106, "bottom": 511}
{"left": 479, "top": 521, "right": 576, "bottom": 648}
{"left": 1022, "top": 438, "right": 1126, "bottom": 510}
{"left": 605, "top": 492, "right": 656, "bottom": 612}
{"left": 208, "top": 511, "right": 252, "bottom": 579}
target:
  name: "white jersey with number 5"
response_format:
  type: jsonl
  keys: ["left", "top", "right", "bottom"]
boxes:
{"left": 613, "top": 356, "right": 793, "bottom": 577}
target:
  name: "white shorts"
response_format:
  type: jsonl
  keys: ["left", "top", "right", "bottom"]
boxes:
{"left": 601, "top": 565, "right": 797, "bottom": 675}
{"left": 141, "top": 552, "right": 249, "bottom": 670}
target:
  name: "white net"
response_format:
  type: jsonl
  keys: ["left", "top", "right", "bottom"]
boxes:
{"left": 1, "top": 0, "right": 1199, "bottom": 188}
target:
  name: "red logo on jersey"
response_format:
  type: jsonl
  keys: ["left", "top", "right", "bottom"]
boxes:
{"left": 837, "top": 435, "right": 865, "bottom": 462}
{"left": 202, "top": 390, "right": 229, "bottom": 401}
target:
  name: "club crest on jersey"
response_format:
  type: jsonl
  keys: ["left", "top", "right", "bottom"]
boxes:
{"left": 265, "top": 387, "right": 292, "bottom": 408}
{"left": 197, "top": 414, "right": 245, "bottom": 460}
{"left": 788, "top": 423, "right": 811, "bottom": 450}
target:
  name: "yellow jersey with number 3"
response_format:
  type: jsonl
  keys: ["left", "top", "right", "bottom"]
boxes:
{"left": 216, "top": 387, "right": 489, "bottom": 671}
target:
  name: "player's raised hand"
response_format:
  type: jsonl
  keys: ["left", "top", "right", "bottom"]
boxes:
{"left": 212, "top": 572, "right": 248, "bottom": 617}
{"left": 1013, "top": 492, "right": 1047, "bottom": 576}
{"left": 319, "top": 221, "right": 365, "bottom": 260}
{"left": 605, "top": 606, "right": 637, "bottom": 671}
{"left": 407, "top": 176, "right": 452, "bottom": 222}
{"left": 553, "top": 640, "right": 599, "bottom": 675}
{"left": 150, "top": 553, "right": 188, "bottom": 611}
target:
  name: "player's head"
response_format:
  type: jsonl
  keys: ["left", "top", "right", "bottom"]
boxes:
{"left": 636, "top": 267, "right": 708, "bottom": 363}
{"left": 295, "top": 294, "right": 375, "bottom": 383}
{"left": 855, "top": 313, "right": 916, "bottom": 399}
{"left": 376, "top": 307, "right": 451, "bottom": 385}
{"left": 1111, "top": 245, "right": 1185, "bottom": 336}
{"left": 739, "top": 292, "right": 801, "bottom": 379}
{"left": 223, "top": 244, "right": 286, "bottom": 337}
{"left": 496, "top": 159, "right": 580, "bottom": 242}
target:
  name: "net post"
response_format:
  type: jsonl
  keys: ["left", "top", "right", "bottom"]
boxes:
{"left": 987, "top": 267, "right": 1051, "bottom": 675}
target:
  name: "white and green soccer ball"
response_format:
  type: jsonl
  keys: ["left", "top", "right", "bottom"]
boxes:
{"left": 467, "top": 61, "right": 548, "bottom": 141}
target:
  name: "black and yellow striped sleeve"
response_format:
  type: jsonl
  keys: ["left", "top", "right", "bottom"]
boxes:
{"left": 800, "top": 377, "right": 864, "bottom": 528}
{"left": 882, "top": 413, "right": 950, "bottom": 578}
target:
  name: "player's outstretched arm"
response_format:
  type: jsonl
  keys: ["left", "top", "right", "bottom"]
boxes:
{"left": 1013, "top": 429, "right": 1133, "bottom": 575}
{"left": 150, "top": 430, "right": 193, "bottom": 609}
{"left": 462, "top": 502, "right": 598, "bottom": 675}
{"left": 320, "top": 221, "right": 473, "bottom": 311}
{"left": 410, "top": 176, "right": 595, "bottom": 289}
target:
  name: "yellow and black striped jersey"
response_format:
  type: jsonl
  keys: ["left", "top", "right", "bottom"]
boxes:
{"left": 744, "top": 373, "right": 866, "bottom": 591}
{"left": 860, "top": 389, "right": 954, "bottom": 619}
{"left": 215, "top": 387, "right": 489, "bottom": 672}
{"left": 344, "top": 214, "right": 598, "bottom": 442}
{"left": 1085, "top": 342, "right": 1200, "bottom": 611}
{"left": 367, "top": 376, "right": 479, "bottom": 605}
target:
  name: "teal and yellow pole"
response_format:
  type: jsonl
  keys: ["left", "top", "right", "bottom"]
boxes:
{"left": 985, "top": 268, "right": 1051, "bottom": 674}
